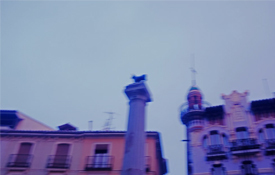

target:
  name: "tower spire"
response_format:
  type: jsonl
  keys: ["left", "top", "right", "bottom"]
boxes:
{"left": 190, "top": 54, "right": 197, "bottom": 86}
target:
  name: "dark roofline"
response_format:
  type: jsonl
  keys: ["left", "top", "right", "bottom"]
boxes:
{"left": 251, "top": 98, "right": 275, "bottom": 103}
{"left": 0, "top": 130, "right": 158, "bottom": 134}
{"left": 0, "top": 110, "right": 22, "bottom": 129}
{"left": 251, "top": 98, "right": 275, "bottom": 114}
{"left": 0, "top": 130, "right": 161, "bottom": 140}
{"left": 204, "top": 105, "right": 224, "bottom": 120}
{"left": 0, "top": 110, "right": 18, "bottom": 113}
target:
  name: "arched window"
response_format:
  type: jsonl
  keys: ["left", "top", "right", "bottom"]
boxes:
{"left": 236, "top": 127, "right": 249, "bottom": 139}
{"left": 194, "top": 96, "right": 198, "bottom": 104}
{"left": 266, "top": 124, "right": 275, "bottom": 139}
{"left": 210, "top": 130, "right": 220, "bottom": 145}
{"left": 211, "top": 164, "right": 226, "bottom": 175}
{"left": 241, "top": 160, "right": 258, "bottom": 175}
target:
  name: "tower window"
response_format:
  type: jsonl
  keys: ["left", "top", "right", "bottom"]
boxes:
{"left": 194, "top": 96, "right": 198, "bottom": 103}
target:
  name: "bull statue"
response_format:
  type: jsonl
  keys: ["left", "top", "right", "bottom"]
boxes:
{"left": 132, "top": 74, "right": 146, "bottom": 83}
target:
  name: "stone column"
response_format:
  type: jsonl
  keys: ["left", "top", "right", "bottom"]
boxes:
{"left": 121, "top": 80, "right": 152, "bottom": 175}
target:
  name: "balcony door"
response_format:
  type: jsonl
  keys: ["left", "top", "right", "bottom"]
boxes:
{"left": 53, "top": 143, "right": 70, "bottom": 167}
{"left": 236, "top": 127, "right": 249, "bottom": 139}
{"left": 210, "top": 131, "right": 220, "bottom": 145}
{"left": 241, "top": 160, "right": 258, "bottom": 175}
{"left": 94, "top": 144, "right": 109, "bottom": 168}
{"left": 15, "top": 143, "right": 32, "bottom": 166}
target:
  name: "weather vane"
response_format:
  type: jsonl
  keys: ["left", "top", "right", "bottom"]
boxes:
{"left": 190, "top": 54, "right": 197, "bottom": 86}
{"left": 132, "top": 74, "right": 146, "bottom": 83}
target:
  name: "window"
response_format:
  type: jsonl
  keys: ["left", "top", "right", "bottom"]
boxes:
{"left": 14, "top": 143, "right": 32, "bottom": 167}
{"left": 236, "top": 127, "right": 249, "bottom": 139}
{"left": 241, "top": 161, "right": 258, "bottom": 175}
{"left": 202, "top": 136, "right": 208, "bottom": 149}
{"left": 94, "top": 144, "right": 109, "bottom": 168}
{"left": 266, "top": 124, "right": 275, "bottom": 139}
{"left": 53, "top": 143, "right": 70, "bottom": 168}
{"left": 211, "top": 164, "right": 226, "bottom": 175}
{"left": 258, "top": 129, "right": 264, "bottom": 143}
{"left": 222, "top": 134, "right": 229, "bottom": 147}
{"left": 210, "top": 131, "right": 220, "bottom": 145}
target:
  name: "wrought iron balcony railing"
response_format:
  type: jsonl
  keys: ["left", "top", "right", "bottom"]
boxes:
{"left": 265, "top": 139, "right": 275, "bottom": 156}
{"left": 230, "top": 138, "right": 260, "bottom": 151}
{"left": 208, "top": 144, "right": 224, "bottom": 154}
{"left": 85, "top": 155, "right": 113, "bottom": 171}
{"left": 266, "top": 139, "right": 275, "bottom": 149}
{"left": 206, "top": 145, "right": 227, "bottom": 161}
{"left": 84, "top": 155, "right": 152, "bottom": 171}
{"left": 46, "top": 155, "right": 71, "bottom": 169}
{"left": 6, "top": 154, "right": 33, "bottom": 168}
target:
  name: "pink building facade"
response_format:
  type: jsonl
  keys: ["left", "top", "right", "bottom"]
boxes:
{"left": 180, "top": 86, "right": 275, "bottom": 175}
{"left": 0, "top": 111, "right": 167, "bottom": 175}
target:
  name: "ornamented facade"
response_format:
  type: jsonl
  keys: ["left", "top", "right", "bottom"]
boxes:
{"left": 180, "top": 86, "right": 275, "bottom": 175}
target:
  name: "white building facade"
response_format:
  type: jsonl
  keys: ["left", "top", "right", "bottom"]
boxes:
{"left": 180, "top": 86, "right": 275, "bottom": 175}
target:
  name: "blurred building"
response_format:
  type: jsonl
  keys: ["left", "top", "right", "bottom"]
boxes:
{"left": 0, "top": 110, "right": 167, "bottom": 175}
{"left": 180, "top": 86, "right": 275, "bottom": 175}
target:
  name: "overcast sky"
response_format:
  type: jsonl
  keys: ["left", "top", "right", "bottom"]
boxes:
{"left": 1, "top": 1, "right": 275, "bottom": 174}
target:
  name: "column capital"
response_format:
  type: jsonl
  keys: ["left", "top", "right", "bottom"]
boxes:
{"left": 124, "top": 81, "right": 152, "bottom": 102}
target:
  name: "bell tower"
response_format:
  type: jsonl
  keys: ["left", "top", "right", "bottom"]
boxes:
{"left": 180, "top": 62, "right": 210, "bottom": 174}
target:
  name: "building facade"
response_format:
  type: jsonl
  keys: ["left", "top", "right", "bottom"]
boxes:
{"left": 0, "top": 111, "right": 167, "bottom": 175}
{"left": 180, "top": 86, "right": 275, "bottom": 175}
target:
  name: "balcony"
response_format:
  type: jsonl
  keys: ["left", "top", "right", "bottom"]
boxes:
{"left": 6, "top": 154, "right": 33, "bottom": 168}
{"left": 206, "top": 144, "right": 227, "bottom": 161}
{"left": 85, "top": 155, "right": 113, "bottom": 171}
{"left": 230, "top": 138, "right": 260, "bottom": 156}
{"left": 84, "top": 155, "right": 151, "bottom": 172}
{"left": 46, "top": 155, "right": 71, "bottom": 169}
{"left": 265, "top": 139, "right": 275, "bottom": 155}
